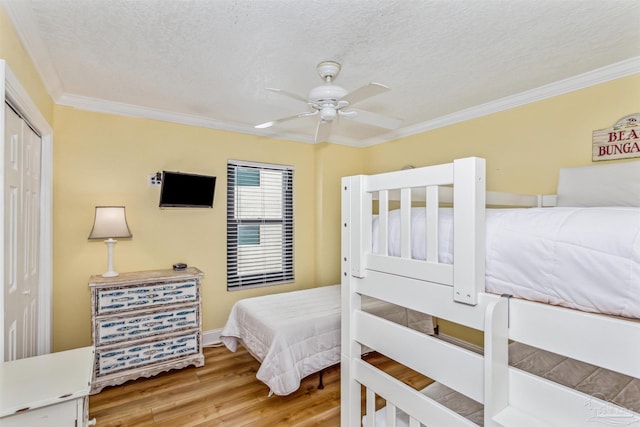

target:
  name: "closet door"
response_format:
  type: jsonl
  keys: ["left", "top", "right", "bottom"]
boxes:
{"left": 3, "top": 103, "right": 40, "bottom": 360}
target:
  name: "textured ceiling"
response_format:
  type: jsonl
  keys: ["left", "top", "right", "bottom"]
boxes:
{"left": 3, "top": 0, "right": 640, "bottom": 146}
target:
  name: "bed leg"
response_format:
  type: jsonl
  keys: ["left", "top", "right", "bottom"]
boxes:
{"left": 318, "top": 369, "right": 324, "bottom": 390}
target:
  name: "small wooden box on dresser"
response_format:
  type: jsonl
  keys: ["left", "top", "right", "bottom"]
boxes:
{"left": 89, "top": 267, "right": 204, "bottom": 394}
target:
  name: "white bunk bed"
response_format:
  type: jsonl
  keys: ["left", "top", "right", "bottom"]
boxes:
{"left": 340, "top": 157, "right": 640, "bottom": 427}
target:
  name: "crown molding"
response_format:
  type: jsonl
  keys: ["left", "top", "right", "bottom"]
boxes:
{"left": 56, "top": 93, "right": 321, "bottom": 144}
{"left": 58, "top": 52, "right": 640, "bottom": 148}
{"left": 359, "top": 56, "right": 640, "bottom": 147}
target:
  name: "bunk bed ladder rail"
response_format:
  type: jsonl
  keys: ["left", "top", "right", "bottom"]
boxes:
{"left": 342, "top": 172, "right": 365, "bottom": 427}
{"left": 344, "top": 294, "right": 511, "bottom": 426}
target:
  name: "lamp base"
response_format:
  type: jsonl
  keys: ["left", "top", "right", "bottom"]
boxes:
{"left": 102, "top": 271, "right": 119, "bottom": 278}
{"left": 102, "top": 238, "right": 120, "bottom": 278}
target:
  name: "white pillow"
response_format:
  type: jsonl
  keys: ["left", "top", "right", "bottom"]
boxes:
{"left": 556, "top": 161, "right": 640, "bottom": 207}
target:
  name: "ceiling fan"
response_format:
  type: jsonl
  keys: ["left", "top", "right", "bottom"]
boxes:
{"left": 255, "top": 61, "right": 402, "bottom": 142}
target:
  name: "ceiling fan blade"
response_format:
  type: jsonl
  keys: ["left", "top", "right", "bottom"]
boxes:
{"left": 347, "top": 109, "right": 403, "bottom": 130}
{"left": 265, "top": 87, "right": 308, "bottom": 104}
{"left": 341, "top": 82, "right": 389, "bottom": 106}
{"left": 338, "top": 110, "right": 357, "bottom": 119}
{"left": 314, "top": 119, "right": 332, "bottom": 143}
{"left": 255, "top": 111, "right": 317, "bottom": 129}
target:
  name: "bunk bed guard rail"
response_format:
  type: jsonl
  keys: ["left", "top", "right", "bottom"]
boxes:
{"left": 344, "top": 157, "right": 486, "bottom": 305}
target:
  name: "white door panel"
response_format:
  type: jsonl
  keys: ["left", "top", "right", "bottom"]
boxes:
{"left": 4, "top": 104, "right": 23, "bottom": 361}
{"left": 4, "top": 104, "right": 40, "bottom": 361}
{"left": 24, "top": 124, "right": 40, "bottom": 357}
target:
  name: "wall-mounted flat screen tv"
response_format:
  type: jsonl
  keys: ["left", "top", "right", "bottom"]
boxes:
{"left": 159, "top": 171, "right": 216, "bottom": 208}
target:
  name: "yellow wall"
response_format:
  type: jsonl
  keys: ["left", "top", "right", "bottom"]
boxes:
{"left": 52, "top": 107, "right": 327, "bottom": 350}
{"left": 52, "top": 110, "right": 372, "bottom": 351}
{"left": 313, "top": 142, "right": 365, "bottom": 287}
{"left": 0, "top": 7, "right": 53, "bottom": 124}
{"left": 364, "top": 74, "right": 640, "bottom": 193}
{"left": 363, "top": 73, "right": 640, "bottom": 345}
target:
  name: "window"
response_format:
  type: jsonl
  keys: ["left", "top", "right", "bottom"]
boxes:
{"left": 227, "top": 160, "right": 294, "bottom": 289}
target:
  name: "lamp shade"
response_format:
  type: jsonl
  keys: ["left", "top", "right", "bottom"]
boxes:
{"left": 88, "top": 206, "right": 132, "bottom": 240}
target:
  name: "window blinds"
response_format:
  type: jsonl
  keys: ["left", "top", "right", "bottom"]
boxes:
{"left": 227, "top": 161, "right": 294, "bottom": 289}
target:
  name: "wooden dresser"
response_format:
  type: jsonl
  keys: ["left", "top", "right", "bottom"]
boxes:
{"left": 88, "top": 267, "right": 204, "bottom": 394}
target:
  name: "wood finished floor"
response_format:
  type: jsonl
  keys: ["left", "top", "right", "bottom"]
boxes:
{"left": 89, "top": 344, "right": 431, "bottom": 426}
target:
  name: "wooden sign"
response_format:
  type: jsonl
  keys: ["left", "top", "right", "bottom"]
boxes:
{"left": 592, "top": 113, "right": 640, "bottom": 161}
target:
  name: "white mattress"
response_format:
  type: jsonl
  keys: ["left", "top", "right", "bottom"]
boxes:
{"left": 373, "top": 207, "right": 640, "bottom": 318}
{"left": 220, "top": 285, "right": 434, "bottom": 396}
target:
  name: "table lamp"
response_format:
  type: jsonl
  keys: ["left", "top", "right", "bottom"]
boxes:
{"left": 88, "top": 206, "right": 132, "bottom": 277}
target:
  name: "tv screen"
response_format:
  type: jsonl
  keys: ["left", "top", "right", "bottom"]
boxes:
{"left": 159, "top": 171, "right": 216, "bottom": 208}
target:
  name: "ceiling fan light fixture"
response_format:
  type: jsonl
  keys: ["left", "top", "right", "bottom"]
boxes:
{"left": 320, "top": 106, "right": 337, "bottom": 121}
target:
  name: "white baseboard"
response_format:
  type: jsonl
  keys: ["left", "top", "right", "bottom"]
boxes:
{"left": 436, "top": 332, "right": 484, "bottom": 355}
{"left": 203, "top": 328, "right": 223, "bottom": 347}
{"left": 204, "top": 328, "right": 483, "bottom": 355}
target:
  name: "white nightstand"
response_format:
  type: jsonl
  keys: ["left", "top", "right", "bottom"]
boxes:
{"left": 0, "top": 346, "right": 95, "bottom": 426}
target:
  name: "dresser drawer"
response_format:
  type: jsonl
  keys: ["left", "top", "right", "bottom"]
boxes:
{"left": 96, "top": 331, "right": 200, "bottom": 378}
{"left": 96, "top": 279, "right": 198, "bottom": 315}
{"left": 95, "top": 305, "right": 199, "bottom": 346}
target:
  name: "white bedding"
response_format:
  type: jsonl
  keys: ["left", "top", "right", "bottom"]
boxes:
{"left": 374, "top": 207, "right": 640, "bottom": 318}
{"left": 220, "top": 285, "right": 434, "bottom": 396}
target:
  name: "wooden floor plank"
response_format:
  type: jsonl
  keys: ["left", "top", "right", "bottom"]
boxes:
{"left": 89, "top": 344, "right": 431, "bottom": 426}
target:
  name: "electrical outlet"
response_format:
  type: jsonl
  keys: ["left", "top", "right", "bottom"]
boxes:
{"left": 149, "top": 172, "right": 162, "bottom": 187}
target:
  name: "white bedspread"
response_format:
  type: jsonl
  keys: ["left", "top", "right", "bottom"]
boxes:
{"left": 220, "top": 285, "right": 434, "bottom": 396}
{"left": 374, "top": 207, "right": 640, "bottom": 318}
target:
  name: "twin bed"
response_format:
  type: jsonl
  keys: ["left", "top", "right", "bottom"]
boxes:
{"left": 221, "top": 284, "right": 434, "bottom": 396}
{"left": 341, "top": 157, "right": 640, "bottom": 426}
